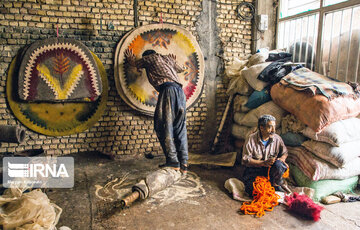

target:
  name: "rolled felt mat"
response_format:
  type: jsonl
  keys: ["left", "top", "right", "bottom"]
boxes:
{"left": 121, "top": 168, "right": 182, "bottom": 207}
{"left": 0, "top": 125, "right": 26, "bottom": 143}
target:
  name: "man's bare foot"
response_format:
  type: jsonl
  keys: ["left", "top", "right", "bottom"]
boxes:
{"left": 180, "top": 164, "right": 188, "bottom": 175}
{"left": 159, "top": 163, "right": 180, "bottom": 171}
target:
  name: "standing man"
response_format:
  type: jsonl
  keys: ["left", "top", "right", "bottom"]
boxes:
{"left": 242, "top": 114, "right": 291, "bottom": 196}
{"left": 125, "top": 49, "right": 188, "bottom": 174}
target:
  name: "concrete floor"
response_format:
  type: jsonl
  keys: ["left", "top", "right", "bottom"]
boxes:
{"left": 46, "top": 152, "right": 360, "bottom": 230}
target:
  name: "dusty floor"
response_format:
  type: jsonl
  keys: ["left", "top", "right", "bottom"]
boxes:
{"left": 45, "top": 152, "right": 360, "bottom": 230}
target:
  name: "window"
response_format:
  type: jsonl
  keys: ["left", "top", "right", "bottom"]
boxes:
{"left": 279, "top": 0, "right": 320, "bottom": 18}
{"left": 277, "top": 0, "right": 360, "bottom": 82}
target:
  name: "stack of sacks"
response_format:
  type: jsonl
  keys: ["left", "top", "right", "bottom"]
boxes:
{"left": 226, "top": 49, "right": 360, "bottom": 200}
{"left": 286, "top": 118, "right": 360, "bottom": 201}
{"left": 280, "top": 114, "right": 308, "bottom": 147}
{"left": 232, "top": 100, "right": 287, "bottom": 139}
{"left": 226, "top": 58, "right": 252, "bottom": 96}
{"left": 229, "top": 49, "right": 289, "bottom": 142}
{"left": 225, "top": 58, "right": 253, "bottom": 142}
{"left": 269, "top": 67, "right": 360, "bottom": 200}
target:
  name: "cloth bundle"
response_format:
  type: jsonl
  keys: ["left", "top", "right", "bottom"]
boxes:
{"left": 281, "top": 114, "right": 306, "bottom": 134}
{"left": 280, "top": 68, "right": 359, "bottom": 100}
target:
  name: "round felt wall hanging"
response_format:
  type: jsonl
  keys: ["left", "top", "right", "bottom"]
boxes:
{"left": 7, "top": 52, "right": 108, "bottom": 136}
{"left": 114, "top": 23, "right": 205, "bottom": 116}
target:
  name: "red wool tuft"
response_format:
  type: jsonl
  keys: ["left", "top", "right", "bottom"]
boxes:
{"left": 285, "top": 192, "right": 324, "bottom": 221}
{"left": 183, "top": 82, "right": 196, "bottom": 100}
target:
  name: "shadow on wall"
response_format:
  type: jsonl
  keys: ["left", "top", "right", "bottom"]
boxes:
{"left": 80, "top": 18, "right": 97, "bottom": 38}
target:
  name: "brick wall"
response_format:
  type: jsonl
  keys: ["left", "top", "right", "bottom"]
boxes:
{"left": 215, "top": 0, "right": 253, "bottom": 151}
{"left": 0, "top": 0, "right": 253, "bottom": 156}
{"left": 217, "top": 0, "right": 252, "bottom": 60}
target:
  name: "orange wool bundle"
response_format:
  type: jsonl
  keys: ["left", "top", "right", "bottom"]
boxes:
{"left": 283, "top": 168, "right": 289, "bottom": 178}
{"left": 240, "top": 167, "right": 289, "bottom": 217}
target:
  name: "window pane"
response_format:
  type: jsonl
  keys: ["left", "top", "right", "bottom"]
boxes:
{"left": 277, "top": 14, "right": 319, "bottom": 70}
{"left": 280, "top": 0, "right": 320, "bottom": 18}
{"left": 323, "top": 0, "right": 349, "bottom": 7}
{"left": 320, "top": 6, "right": 360, "bottom": 82}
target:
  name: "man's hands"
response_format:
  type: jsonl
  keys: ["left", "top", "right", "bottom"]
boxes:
{"left": 168, "top": 53, "right": 177, "bottom": 60}
{"left": 262, "top": 158, "right": 276, "bottom": 167}
{"left": 168, "top": 53, "right": 187, "bottom": 73}
{"left": 124, "top": 48, "right": 136, "bottom": 66}
{"left": 277, "top": 157, "right": 289, "bottom": 168}
{"left": 247, "top": 156, "right": 288, "bottom": 168}
{"left": 262, "top": 157, "right": 288, "bottom": 168}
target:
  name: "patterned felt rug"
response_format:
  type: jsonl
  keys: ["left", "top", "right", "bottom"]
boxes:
{"left": 18, "top": 38, "right": 102, "bottom": 102}
{"left": 7, "top": 52, "right": 108, "bottom": 136}
{"left": 114, "top": 23, "right": 205, "bottom": 116}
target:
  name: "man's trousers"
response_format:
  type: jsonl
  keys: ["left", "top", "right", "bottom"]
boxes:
{"left": 154, "top": 82, "right": 188, "bottom": 168}
{"left": 243, "top": 160, "right": 288, "bottom": 196}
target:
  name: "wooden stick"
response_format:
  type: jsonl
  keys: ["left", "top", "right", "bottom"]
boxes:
{"left": 211, "top": 94, "right": 234, "bottom": 152}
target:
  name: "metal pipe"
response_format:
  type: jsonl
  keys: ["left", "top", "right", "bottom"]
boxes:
{"left": 299, "top": 17, "right": 304, "bottom": 63}
{"left": 335, "top": 9, "right": 344, "bottom": 79}
{"left": 315, "top": 4, "right": 324, "bottom": 73}
{"left": 345, "top": 7, "right": 354, "bottom": 82}
{"left": 134, "top": 0, "right": 138, "bottom": 28}
{"left": 0, "top": 125, "right": 26, "bottom": 143}
{"left": 305, "top": 15, "right": 310, "bottom": 68}
{"left": 121, "top": 191, "right": 140, "bottom": 207}
{"left": 292, "top": 19, "right": 297, "bottom": 62}
{"left": 275, "top": 0, "right": 280, "bottom": 48}
{"left": 327, "top": 12, "right": 335, "bottom": 76}
{"left": 311, "top": 14, "right": 318, "bottom": 71}
{"left": 355, "top": 28, "right": 360, "bottom": 83}
{"left": 284, "top": 21, "right": 289, "bottom": 50}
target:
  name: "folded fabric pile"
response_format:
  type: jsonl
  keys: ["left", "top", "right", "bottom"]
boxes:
{"left": 225, "top": 49, "right": 360, "bottom": 201}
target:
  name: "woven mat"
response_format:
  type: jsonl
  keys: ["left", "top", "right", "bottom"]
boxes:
{"left": 188, "top": 152, "right": 237, "bottom": 167}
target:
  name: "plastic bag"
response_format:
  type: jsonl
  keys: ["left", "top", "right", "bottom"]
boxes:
{"left": 0, "top": 188, "right": 62, "bottom": 230}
